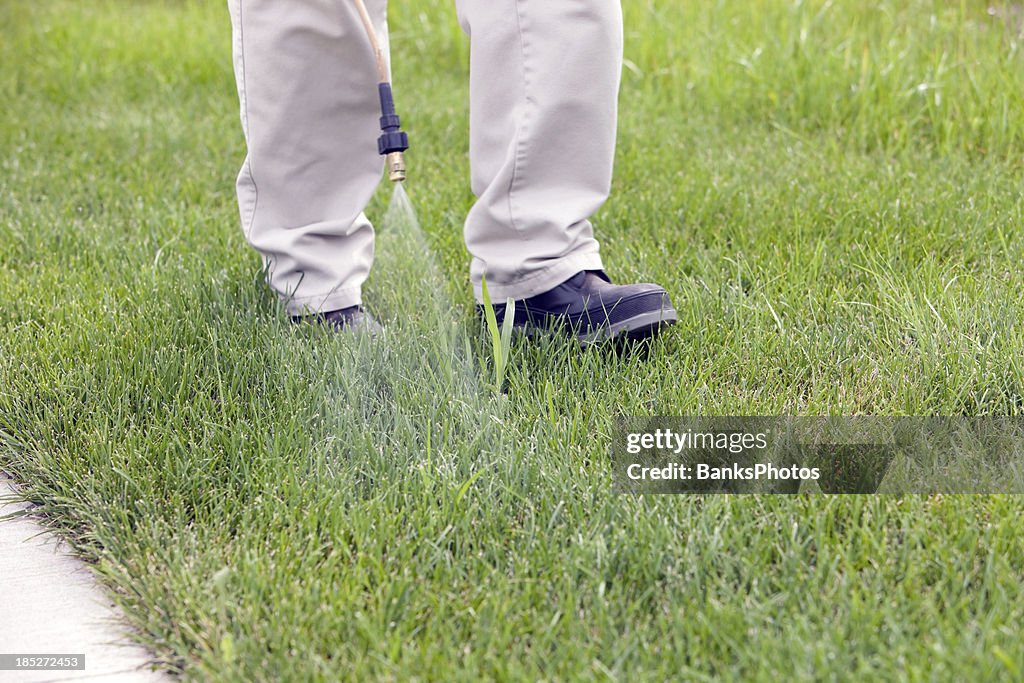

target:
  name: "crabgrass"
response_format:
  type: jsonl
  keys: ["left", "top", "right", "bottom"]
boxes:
{"left": 2, "top": 0, "right": 1024, "bottom": 680}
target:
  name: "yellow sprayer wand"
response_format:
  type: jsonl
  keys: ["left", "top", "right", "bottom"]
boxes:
{"left": 352, "top": 0, "right": 408, "bottom": 183}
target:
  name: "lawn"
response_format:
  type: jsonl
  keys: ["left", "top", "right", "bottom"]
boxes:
{"left": 2, "top": 0, "right": 1024, "bottom": 680}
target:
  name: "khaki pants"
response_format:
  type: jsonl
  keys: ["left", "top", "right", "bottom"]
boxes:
{"left": 228, "top": 0, "right": 623, "bottom": 314}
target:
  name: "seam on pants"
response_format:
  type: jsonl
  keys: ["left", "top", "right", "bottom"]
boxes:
{"left": 486, "top": 245, "right": 601, "bottom": 290}
{"left": 473, "top": 250, "right": 604, "bottom": 302}
{"left": 235, "top": 0, "right": 259, "bottom": 241}
{"left": 287, "top": 281, "right": 361, "bottom": 306}
{"left": 508, "top": 0, "right": 532, "bottom": 250}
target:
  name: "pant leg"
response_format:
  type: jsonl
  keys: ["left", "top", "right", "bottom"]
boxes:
{"left": 455, "top": 0, "right": 623, "bottom": 303}
{"left": 227, "top": 0, "right": 388, "bottom": 315}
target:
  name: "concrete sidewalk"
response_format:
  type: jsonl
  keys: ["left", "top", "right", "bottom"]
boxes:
{"left": 0, "top": 474, "right": 171, "bottom": 682}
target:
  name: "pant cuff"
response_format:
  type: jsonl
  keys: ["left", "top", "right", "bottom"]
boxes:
{"left": 283, "top": 284, "right": 363, "bottom": 316}
{"left": 473, "top": 251, "right": 605, "bottom": 304}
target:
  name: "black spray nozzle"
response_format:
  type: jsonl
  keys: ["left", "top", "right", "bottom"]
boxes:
{"left": 377, "top": 83, "right": 409, "bottom": 155}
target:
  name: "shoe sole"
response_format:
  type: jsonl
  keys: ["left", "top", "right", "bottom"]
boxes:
{"left": 577, "top": 307, "right": 679, "bottom": 346}
{"left": 508, "top": 306, "right": 678, "bottom": 346}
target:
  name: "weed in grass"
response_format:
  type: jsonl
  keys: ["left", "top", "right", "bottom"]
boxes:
{"left": 479, "top": 274, "right": 516, "bottom": 394}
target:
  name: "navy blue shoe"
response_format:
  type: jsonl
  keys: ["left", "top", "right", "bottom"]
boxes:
{"left": 292, "top": 305, "right": 383, "bottom": 336}
{"left": 484, "top": 270, "right": 677, "bottom": 345}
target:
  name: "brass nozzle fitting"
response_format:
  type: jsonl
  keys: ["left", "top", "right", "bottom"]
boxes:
{"left": 386, "top": 152, "right": 407, "bottom": 183}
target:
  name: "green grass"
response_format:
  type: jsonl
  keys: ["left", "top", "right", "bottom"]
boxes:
{"left": 2, "top": 0, "right": 1024, "bottom": 679}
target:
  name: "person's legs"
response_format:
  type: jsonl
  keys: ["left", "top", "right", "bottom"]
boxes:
{"left": 455, "top": 0, "right": 623, "bottom": 303}
{"left": 227, "top": 0, "right": 388, "bottom": 315}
